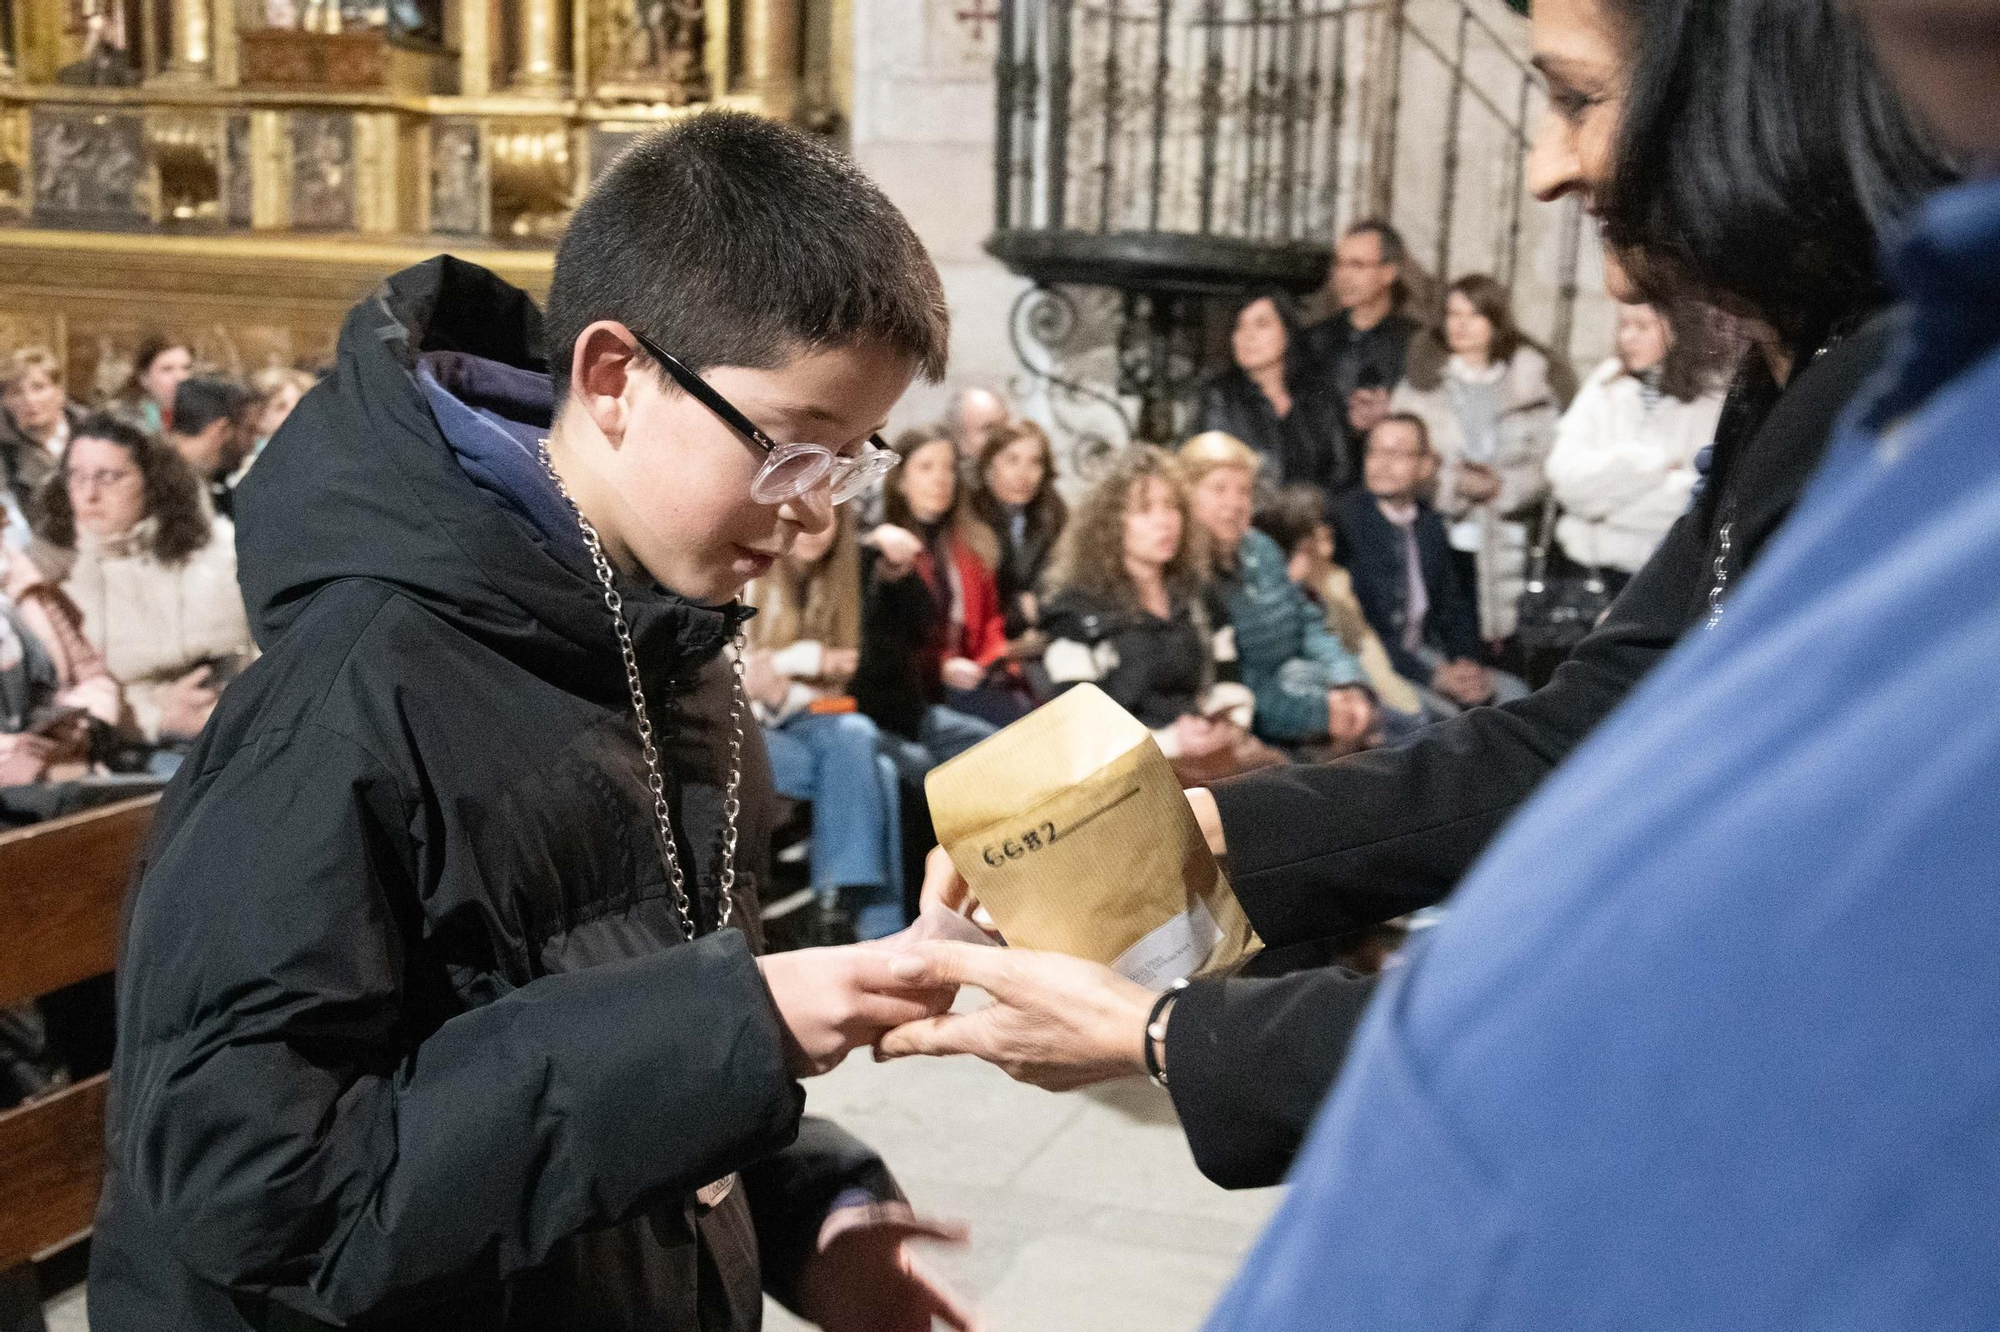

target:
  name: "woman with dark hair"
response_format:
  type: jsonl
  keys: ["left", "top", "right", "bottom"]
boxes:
{"left": 118, "top": 336, "right": 193, "bottom": 435}
{"left": 1196, "top": 290, "right": 1352, "bottom": 493}
{"left": 884, "top": 0, "right": 1963, "bottom": 1218}
{"left": 35, "top": 413, "right": 252, "bottom": 746}
{"left": 1545, "top": 299, "right": 1729, "bottom": 584}
{"left": 850, "top": 425, "right": 1015, "bottom": 777}
{"left": 968, "top": 419, "right": 1067, "bottom": 645}
{"left": 1391, "top": 273, "right": 1561, "bottom": 642}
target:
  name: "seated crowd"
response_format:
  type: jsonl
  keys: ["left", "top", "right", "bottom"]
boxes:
{"left": 1, "top": 223, "right": 1721, "bottom": 990}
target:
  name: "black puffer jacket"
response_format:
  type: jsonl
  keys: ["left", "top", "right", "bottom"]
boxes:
{"left": 89, "top": 258, "right": 892, "bottom": 1330}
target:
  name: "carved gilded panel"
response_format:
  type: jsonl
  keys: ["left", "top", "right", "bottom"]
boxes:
{"left": 288, "top": 110, "right": 353, "bottom": 230}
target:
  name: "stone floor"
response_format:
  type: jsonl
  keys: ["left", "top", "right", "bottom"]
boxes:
{"left": 763, "top": 1045, "right": 1283, "bottom": 1331}
{"left": 45, "top": 1026, "right": 1281, "bottom": 1331}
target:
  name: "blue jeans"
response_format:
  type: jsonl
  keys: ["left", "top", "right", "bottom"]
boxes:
{"left": 764, "top": 710, "right": 905, "bottom": 939}
{"left": 877, "top": 703, "right": 998, "bottom": 785}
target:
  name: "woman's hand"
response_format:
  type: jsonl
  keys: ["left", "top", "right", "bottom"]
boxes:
{"left": 865, "top": 523, "right": 924, "bottom": 574}
{"left": 1325, "top": 685, "right": 1376, "bottom": 745}
{"left": 1168, "top": 713, "right": 1230, "bottom": 759}
{"left": 1456, "top": 461, "right": 1502, "bottom": 504}
{"left": 157, "top": 664, "right": 220, "bottom": 739}
{"left": 820, "top": 646, "right": 860, "bottom": 682}
{"left": 798, "top": 1201, "right": 982, "bottom": 1332}
{"left": 941, "top": 656, "right": 986, "bottom": 692}
{"left": 0, "top": 732, "right": 55, "bottom": 786}
{"left": 57, "top": 675, "right": 123, "bottom": 727}
{"left": 877, "top": 942, "right": 1155, "bottom": 1092}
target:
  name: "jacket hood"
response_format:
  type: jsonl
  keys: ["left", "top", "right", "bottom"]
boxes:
{"left": 235, "top": 256, "right": 743, "bottom": 695}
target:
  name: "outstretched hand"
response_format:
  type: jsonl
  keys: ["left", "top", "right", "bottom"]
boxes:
{"left": 878, "top": 943, "right": 1155, "bottom": 1092}
{"left": 799, "top": 1201, "right": 982, "bottom": 1332}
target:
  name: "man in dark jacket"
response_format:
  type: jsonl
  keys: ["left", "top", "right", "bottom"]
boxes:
{"left": 91, "top": 113, "right": 971, "bottom": 1331}
{"left": 1330, "top": 414, "right": 1495, "bottom": 711}
{"left": 1299, "top": 221, "right": 1423, "bottom": 456}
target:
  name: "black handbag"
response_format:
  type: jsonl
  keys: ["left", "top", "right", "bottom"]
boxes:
{"left": 1514, "top": 495, "right": 1616, "bottom": 653}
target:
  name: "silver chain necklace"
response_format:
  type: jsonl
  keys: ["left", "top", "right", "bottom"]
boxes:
{"left": 536, "top": 440, "right": 745, "bottom": 941}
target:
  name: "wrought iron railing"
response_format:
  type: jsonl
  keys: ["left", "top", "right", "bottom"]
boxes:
{"left": 990, "top": 0, "right": 1594, "bottom": 457}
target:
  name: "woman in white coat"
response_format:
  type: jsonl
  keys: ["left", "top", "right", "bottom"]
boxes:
{"left": 35, "top": 413, "right": 253, "bottom": 747}
{"left": 1390, "top": 274, "right": 1561, "bottom": 643}
{"left": 1545, "top": 301, "right": 1727, "bottom": 586}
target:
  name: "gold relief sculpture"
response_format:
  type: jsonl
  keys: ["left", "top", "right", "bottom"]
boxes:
{"left": 490, "top": 121, "right": 568, "bottom": 240}
{"left": 147, "top": 110, "right": 226, "bottom": 223}
{"left": 224, "top": 113, "right": 252, "bottom": 225}
{"left": 428, "top": 117, "right": 486, "bottom": 236}
{"left": 31, "top": 107, "right": 150, "bottom": 227}
{"left": 584, "top": 0, "right": 709, "bottom": 104}
{"left": 288, "top": 110, "right": 353, "bottom": 229}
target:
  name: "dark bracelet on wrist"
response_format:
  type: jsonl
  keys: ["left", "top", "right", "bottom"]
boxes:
{"left": 1144, "top": 977, "right": 1189, "bottom": 1087}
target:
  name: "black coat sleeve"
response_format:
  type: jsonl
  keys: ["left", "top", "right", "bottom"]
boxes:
{"left": 1209, "top": 504, "right": 1700, "bottom": 945}
{"left": 107, "top": 725, "right": 804, "bottom": 1323}
{"left": 744, "top": 1116, "right": 903, "bottom": 1315}
{"left": 1165, "top": 966, "right": 1380, "bottom": 1190}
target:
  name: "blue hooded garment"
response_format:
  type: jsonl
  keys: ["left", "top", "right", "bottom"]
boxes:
{"left": 1207, "top": 174, "right": 2000, "bottom": 1330}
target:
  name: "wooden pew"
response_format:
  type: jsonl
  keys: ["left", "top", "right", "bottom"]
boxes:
{"left": 0, "top": 795, "right": 157, "bottom": 1322}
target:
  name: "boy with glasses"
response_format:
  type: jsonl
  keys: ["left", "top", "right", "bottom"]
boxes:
{"left": 92, "top": 112, "right": 972, "bottom": 1332}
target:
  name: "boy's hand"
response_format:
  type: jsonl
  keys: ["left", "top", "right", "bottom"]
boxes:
{"left": 798, "top": 1201, "right": 981, "bottom": 1332}
{"left": 756, "top": 946, "right": 956, "bottom": 1078}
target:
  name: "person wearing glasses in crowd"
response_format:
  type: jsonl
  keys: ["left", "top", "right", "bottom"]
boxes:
{"left": 1301, "top": 220, "right": 1424, "bottom": 459}
{"left": 89, "top": 113, "right": 977, "bottom": 1332}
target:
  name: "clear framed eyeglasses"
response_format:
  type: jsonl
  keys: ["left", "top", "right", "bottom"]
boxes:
{"left": 627, "top": 327, "right": 898, "bottom": 507}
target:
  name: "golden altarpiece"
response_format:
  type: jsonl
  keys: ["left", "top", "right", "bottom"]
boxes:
{"left": 0, "top": 0, "right": 847, "bottom": 393}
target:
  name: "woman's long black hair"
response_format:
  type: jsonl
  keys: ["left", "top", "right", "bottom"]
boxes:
{"left": 1599, "top": 0, "right": 1959, "bottom": 349}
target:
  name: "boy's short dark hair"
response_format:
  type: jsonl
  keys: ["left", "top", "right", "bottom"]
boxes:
{"left": 1369, "top": 412, "right": 1432, "bottom": 454}
{"left": 545, "top": 111, "right": 950, "bottom": 406}
{"left": 173, "top": 377, "right": 253, "bottom": 437}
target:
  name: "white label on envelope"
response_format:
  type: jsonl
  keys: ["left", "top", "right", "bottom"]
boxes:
{"left": 1112, "top": 896, "right": 1222, "bottom": 989}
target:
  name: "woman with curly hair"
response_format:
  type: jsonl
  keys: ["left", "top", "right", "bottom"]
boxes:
{"left": 36, "top": 413, "right": 251, "bottom": 746}
{"left": 1040, "top": 446, "right": 1281, "bottom": 786}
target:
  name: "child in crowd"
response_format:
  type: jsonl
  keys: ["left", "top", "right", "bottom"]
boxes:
{"left": 1179, "top": 431, "right": 1376, "bottom": 754}
{"left": 744, "top": 510, "right": 907, "bottom": 940}
{"left": 1040, "top": 446, "right": 1279, "bottom": 786}
{"left": 852, "top": 425, "right": 1025, "bottom": 777}
{"left": 1254, "top": 483, "right": 1427, "bottom": 733}
{"left": 90, "top": 113, "right": 972, "bottom": 1332}
{"left": 1332, "top": 414, "right": 1527, "bottom": 713}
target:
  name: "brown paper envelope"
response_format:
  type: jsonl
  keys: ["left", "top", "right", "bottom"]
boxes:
{"left": 925, "top": 685, "right": 1258, "bottom": 985}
